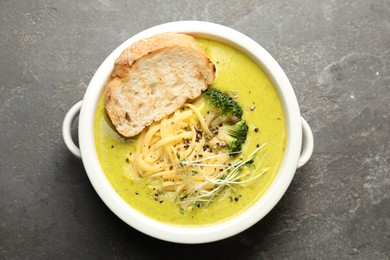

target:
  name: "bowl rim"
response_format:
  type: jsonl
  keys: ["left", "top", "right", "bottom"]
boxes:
{"left": 78, "top": 21, "right": 302, "bottom": 244}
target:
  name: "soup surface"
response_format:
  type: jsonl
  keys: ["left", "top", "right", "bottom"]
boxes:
{"left": 94, "top": 38, "right": 286, "bottom": 226}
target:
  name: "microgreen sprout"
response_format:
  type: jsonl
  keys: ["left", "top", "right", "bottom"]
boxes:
{"left": 173, "top": 143, "right": 268, "bottom": 209}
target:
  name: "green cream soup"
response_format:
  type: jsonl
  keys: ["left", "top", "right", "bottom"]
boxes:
{"left": 94, "top": 38, "right": 286, "bottom": 226}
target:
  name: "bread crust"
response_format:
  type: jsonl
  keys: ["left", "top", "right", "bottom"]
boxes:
{"left": 105, "top": 32, "right": 215, "bottom": 137}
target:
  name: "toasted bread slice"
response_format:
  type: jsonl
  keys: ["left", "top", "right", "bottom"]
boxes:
{"left": 105, "top": 32, "right": 215, "bottom": 137}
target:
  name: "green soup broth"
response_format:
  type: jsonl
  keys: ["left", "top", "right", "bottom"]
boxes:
{"left": 94, "top": 38, "right": 286, "bottom": 226}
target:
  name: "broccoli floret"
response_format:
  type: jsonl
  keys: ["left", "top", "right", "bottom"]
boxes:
{"left": 202, "top": 88, "right": 248, "bottom": 153}
{"left": 204, "top": 88, "right": 243, "bottom": 127}
{"left": 214, "top": 120, "right": 249, "bottom": 153}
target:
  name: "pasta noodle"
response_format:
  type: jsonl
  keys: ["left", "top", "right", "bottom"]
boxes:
{"left": 128, "top": 101, "right": 266, "bottom": 209}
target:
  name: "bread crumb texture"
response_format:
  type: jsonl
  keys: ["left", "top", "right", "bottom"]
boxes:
{"left": 105, "top": 32, "right": 215, "bottom": 137}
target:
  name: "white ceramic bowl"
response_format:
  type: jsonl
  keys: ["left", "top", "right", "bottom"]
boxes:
{"left": 62, "top": 21, "right": 314, "bottom": 244}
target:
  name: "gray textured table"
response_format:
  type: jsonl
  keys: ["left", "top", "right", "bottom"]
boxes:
{"left": 1, "top": 0, "right": 389, "bottom": 259}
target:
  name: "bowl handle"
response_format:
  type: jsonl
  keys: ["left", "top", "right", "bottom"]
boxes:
{"left": 297, "top": 117, "right": 314, "bottom": 169}
{"left": 62, "top": 100, "right": 83, "bottom": 159}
